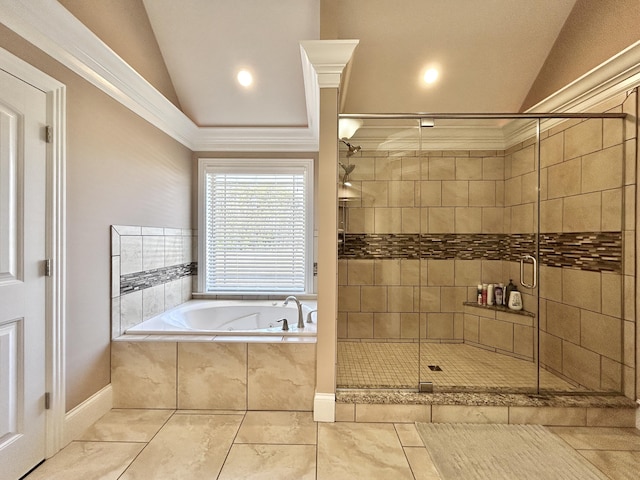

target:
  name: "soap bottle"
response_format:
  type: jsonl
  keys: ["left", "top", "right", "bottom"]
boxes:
{"left": 504, "top": 279, "right": 516, "bottom": 305}
{"left": 487, "top": 284, "right": 494, "bottom": 306}
{"left": 508, "top": 290, "right": 523, "bottom": 311}
{"left": 477, "top": 284, "right": 483, "bottom": 305}
{"left": 494, "top": 284, "right": 503, "bottom": 306}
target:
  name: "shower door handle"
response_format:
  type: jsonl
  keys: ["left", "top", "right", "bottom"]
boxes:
{"left": 520, "top": 254, "right": 537, "bottom": 289}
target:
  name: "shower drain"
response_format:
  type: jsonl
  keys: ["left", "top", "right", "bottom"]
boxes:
{"left": 428, "top": 365, "right": 443, "bottom": 371}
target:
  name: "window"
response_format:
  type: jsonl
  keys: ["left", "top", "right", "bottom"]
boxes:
{"left": 198, "top": 158, "right": 314, "bottom": 294}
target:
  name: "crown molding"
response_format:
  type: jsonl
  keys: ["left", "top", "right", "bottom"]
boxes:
{"left": 0, "top": 0, "right": 323, "bottom": 152}
{"left": 300, "top": 40, "right": 359, "bottom": 88}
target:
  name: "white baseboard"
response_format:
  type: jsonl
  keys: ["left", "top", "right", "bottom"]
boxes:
{"left": 313, "top": 392, "right": 335, "bottom": 422}
{"left": 63, "top": 384, "right": 113, "bottom": 446}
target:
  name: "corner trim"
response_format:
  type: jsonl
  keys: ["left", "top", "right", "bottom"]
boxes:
{"left": 314, "top": 392, "right": 336, "bottom": 422}
{"left": 63, "top": 385, "right": 113, "bottom": 446}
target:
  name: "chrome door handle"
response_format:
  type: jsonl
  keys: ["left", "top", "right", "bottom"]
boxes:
{"left": 520, "top": 254, "right": 537, "bottom": 289}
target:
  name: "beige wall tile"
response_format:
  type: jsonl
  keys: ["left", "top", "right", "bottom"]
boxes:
{"left": 348, "top": 260, "right": 374, "bottom": 285}
{"left": 428, "top": 207, "right": 455, "bottom": 232}
{"left": 511, "top": 145, "right": 536, "bottom": 177}
{"left": 401, "top": 259, "right": 420, "bottom": 285}
{"left": 355, "top": 404, "right": 430, "bottom": 423}
{"left": 509, "top": 407, "right": 586, "bottom": 426}
{"left": 582, "top": 144, "right": 623, "bottom": 193}
{"left": 349, "top": 157, "right": 375, "bottom": 181}
{"left": 375, "top": 157, "right": 402, "bottom": 180}
{"left": 177, "top": 343, "right": 247, "bottom": 410}
{"left": 347, "top": 207, "right": 374, "bottom": 233}
{"left": 431, "top": 405, "right": 509, "bottom": 423}
{"left": 440, "top": 286, "right": 467, "bottom": 312}
{"left": 388, "top": 286, "right": 415, "bottom": 312}
{"left": 623, "top": 320, "right": 634, "bottom": 367}
{"left": 504, "top": 176, "right": 522, "bottom": 206}
{"left": 361, "top": 286, "right": 388, "bottom": 312}
{"left": 623, "top": 275, "right": 634, "bottom": 321}
{"left": 427, "top": 259, "right": 455, "bottom": 286}
{"left": 562, "top": 268, "right": 601, "bottom": 312}
{"left": 482, "top": 207, "right": 504, "bottom": 233}
{"left": 337, "top": 312, "right": 348, "bottom": 339}
{"left": 455, "top": 157, "right": 482, "bottom": 180}
{"left": 540, "top": 198, "right": 563, "bottom": 233}
{"left": 600, "top": 357, "right": 622, "bottom": 392}
{"left": 347, "top": 313, "right": 374, "bottom": 338}
{"left": 624, "top": 185, "right": 635, "bottom": 230}
{"left": 338, "top": 286, "right": 361, "bottom": 312}
{"left": 454, "top": 207, "right": 482, "bottom": 233}
{"left": 510, "top": 203, "right": 535, "bottom": 233}
{"left": 547, "top": 157, "right": 581, "bottom": 199}
{"left": 539, "top": 266, "right": 562, "bottom": 302}
{"left": 540, "top": 132, "right": 563, "bottom": 168}
{"left": 495, "top": 181, "right": 505, "bottom": 206}
{"left": 454, "top": 259, "right": 481, "bottom": 286}
{"left": 429, "top": 157, "right": 456, "bottom": 180}
{"left": 562, "top": 192, "right": 602, "bottom": 232}
{"left": 374, "top": 207, "right": 403, "bottom": 233}
{"left": 469, "top": 181, "right": 496, "bottom": 206}
{"left": 601, "top": 188, "right": 622, "bottom": 231}
{"left": 562, "top": 341, "right": 601, "bottom": 390}
{"left": 389, "top": 181, "right": 416, "bottom": 207}
{"left": 401, "top": 207, "right": 421, "bottom": 232}
{"left": 513, "top": 325, "right": 534, "bottom": 358}
{"left": 360, "top": 181, "right": 388, "bottom": 207}
{"left": 520, "top": 171, "right": 538, "bottom": 206}
{"left": 482, "top": 156, "right": 505, "bottom": 180}
{"left": 374, "top": 313, "right": 401, "bottom": 338}
{"left": 401, "top": 157, "right": 421, "bottom": 180}
{"left": 442, "top": 181, "right": 469, "bottom": 206}
{"left": 401, "top": 313, "right": 420, "bottom": 338}
{"left": 338, "top": 260, "right": 348, "bottom": 286}
{"left": 624, "top": 138, "right": 636, "bottom": 185}
{"left": 481, "top": 260, "right": 502, "bottom": 284}
{"left": 565, "top": 119, "right": 603, "bottom": 160}
{"left": 375, "top": 259, "right": 401, "bottom": 285}
{"left": 247, "top": 343, "right": 315, "bottom": 410}
{"left": 540, "top": 331, "right": 562, "bottom": 372}
{"left": 112, "top": 341, "right": 177, "bottom": 408}
{"left": 463, "top": 314, "right": 479, "bottom": 342}
{"left": 427, "top": 312, "right": 454, "bottom": 339}
{"left": 580, "top": 310, "right": 622, "bottom": 360}
{"left": 479, "top": 318, "right": 513, "bottom": 351}
{"left": 546, "top": 301, "right": 580, "bottom": 343}
{"left": 419, "top": 181, "right": 442, "bottom": 206}
{"left": 335, "top": 403, "right": 355, "bottom": 422}
{"left": 420, "top": 286, "right": 441, "bottom": 312}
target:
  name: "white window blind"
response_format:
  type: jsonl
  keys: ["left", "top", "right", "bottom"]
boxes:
{"left": 204, "top": 162, "right": 311, "bottom": 293}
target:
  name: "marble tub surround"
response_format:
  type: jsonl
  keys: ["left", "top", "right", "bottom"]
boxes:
{"left": 111, "top": 339, "right": 316, "bottom": 411}
{"left": 111, "top": 225, "right": 197, "bottom": 338}
{"left": 25, "top": 408, "right": 640, "bottom": 480}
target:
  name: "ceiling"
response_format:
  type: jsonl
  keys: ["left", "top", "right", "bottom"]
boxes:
{"left": 141, "top": 0, "right": 577, "bottom": 129}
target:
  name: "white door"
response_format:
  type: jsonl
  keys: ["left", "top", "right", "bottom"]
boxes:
{"left": 0, "top": 69, "right": 47, "bottom": 479}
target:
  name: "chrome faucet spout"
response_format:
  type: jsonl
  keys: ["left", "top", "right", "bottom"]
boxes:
{"left": 283, "top": 295, "right": 304, "bottom": 329}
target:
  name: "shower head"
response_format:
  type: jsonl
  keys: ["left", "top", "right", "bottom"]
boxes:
{"left": 339, "top": 139, "right": 362, "bottom": 157}
{"left": 339, "top": 162, "right": 356, "bottom": 186}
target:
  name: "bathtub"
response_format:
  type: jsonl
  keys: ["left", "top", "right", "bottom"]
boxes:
{"left": 125, "top": 299, "right": 317, "bottom": 337}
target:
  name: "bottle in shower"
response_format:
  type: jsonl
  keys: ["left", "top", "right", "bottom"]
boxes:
{"left": 494, "top": 284, "right": 503, "bottom": 306}
{"left": 504, "top": 279, "right": 516, "bottom": 305}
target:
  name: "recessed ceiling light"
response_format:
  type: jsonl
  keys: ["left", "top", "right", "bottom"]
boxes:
{"left": 237, "top": 69, "right": 253, "bottom": 87}
{"left": 423, "top": 68, "right": 439, "bottom": 84}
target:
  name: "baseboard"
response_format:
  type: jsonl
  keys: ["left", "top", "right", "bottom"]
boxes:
{"left": 314, "top": 392, "right": 336, "bottom": 422}
{"left": 63, "top": 384, "right": 113, "bottom": 446}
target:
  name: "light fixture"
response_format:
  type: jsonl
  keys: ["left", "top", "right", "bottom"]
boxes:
{"left": 338, "top": 118, "right": 363, "bottom": 139}
{"left": 339, "top": 139, "right": 361, "bottom": 157}
{"left": 420, "top": 118, "right": 435, "bottom": 128}
{"left": 423, "top": 68, "right": 439, "bottom": 85}
{"left": 237, "top": 69, "right": 253, "bottom": 87}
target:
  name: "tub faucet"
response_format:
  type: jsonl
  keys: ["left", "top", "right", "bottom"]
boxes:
{"left": 283, "top": 296, "right": 304, "bottom": 329}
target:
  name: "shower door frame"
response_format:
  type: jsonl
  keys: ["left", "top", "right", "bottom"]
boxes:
{"left": 338, "top": 111, "right": 627, "bottom": 395}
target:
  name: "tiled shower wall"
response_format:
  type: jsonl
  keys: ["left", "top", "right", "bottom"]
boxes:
{"left": 111, "top": 225, "right": 197, "bottom": 338}
{"left": 337, "top": 92, "right": 636, "bottom": 395}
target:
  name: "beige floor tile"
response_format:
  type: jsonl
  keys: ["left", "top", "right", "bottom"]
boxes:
{"left": 579, "top": 450, "right": 640, "bottom": 480}
{"left": 218, "top": 444, "right": 316, "bottom": 480}
{"left": 235, "top": 411, "right": 317, "bottom": 445}
{"left": 549, "top": 427, "right": 640, "bottom": 451}
{"left": 25, "top": 442, "right": 144, "bottom": 480}
{"left": 79, "top": 409, "right": 174, "bottom": 442}
{"left": 119, "top": 414, "right": 242, "bottom": 479}
{"left": 317, "top": 422, "right": 413, "bottom": 480}
{"left": 403, "top": 447, "right": 442, "bottom": 480}
{"left": 394, "top": 423, "right": 425, "bottom": 446}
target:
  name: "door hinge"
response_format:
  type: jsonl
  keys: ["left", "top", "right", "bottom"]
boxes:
{"left": 44, "top": 392, "right": 51, "bottom": 410}
{"left": 45, "top": 125, "right": 52, "bottom": 143}
{"left": 44, "top": 258, "right": 52, "bottom": 277}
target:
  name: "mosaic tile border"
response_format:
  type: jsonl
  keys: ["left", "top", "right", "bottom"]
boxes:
{"left": 341, "top": 232, "right": 622, "bottom": 273}
{"left": 120, "top": 262, "right": 198, "bottom": 295}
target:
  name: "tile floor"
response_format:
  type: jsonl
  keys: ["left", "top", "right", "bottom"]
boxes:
{"left": 337, "top": 341, "right": 581, "bottom": 392}
{"left": 23, "top": 409, "right": 640, "bottom": 480}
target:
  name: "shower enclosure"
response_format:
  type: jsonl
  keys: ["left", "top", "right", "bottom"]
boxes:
{"left": 336, "top": 105, "right": 633, "bottom": 395}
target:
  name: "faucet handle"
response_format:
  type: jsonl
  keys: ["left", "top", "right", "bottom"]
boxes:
{"left": 306, "top": 309, "right": 317, "bottom": 324}
{"left": 277, "top": 319, "right": 289, "bottom": 331}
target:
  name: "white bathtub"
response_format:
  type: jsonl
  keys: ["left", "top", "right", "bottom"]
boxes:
{"left": 125, "top": 299, "right": 317, "bottom": 337}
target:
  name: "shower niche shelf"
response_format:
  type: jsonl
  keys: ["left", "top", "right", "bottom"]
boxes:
{"left": 463, "top": 302, "right": 535, "bottom": 317}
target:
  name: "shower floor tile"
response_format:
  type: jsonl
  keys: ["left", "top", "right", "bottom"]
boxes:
{"left": 337, "top": 342, "right": 580, "bottom": 392}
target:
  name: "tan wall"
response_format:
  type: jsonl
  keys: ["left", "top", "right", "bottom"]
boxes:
{"left": 521, "top": 0, "right": 640, "bottom": 111}
{"left": 58, "top": 0, "right": 181, "bottom": 108}
{"left": 0, "top": 25, "right": 194, "bottom": 411}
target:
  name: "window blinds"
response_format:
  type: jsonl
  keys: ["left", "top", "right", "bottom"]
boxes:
{"left": 205, "top": 168, "right": 307, "bottom": 293}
